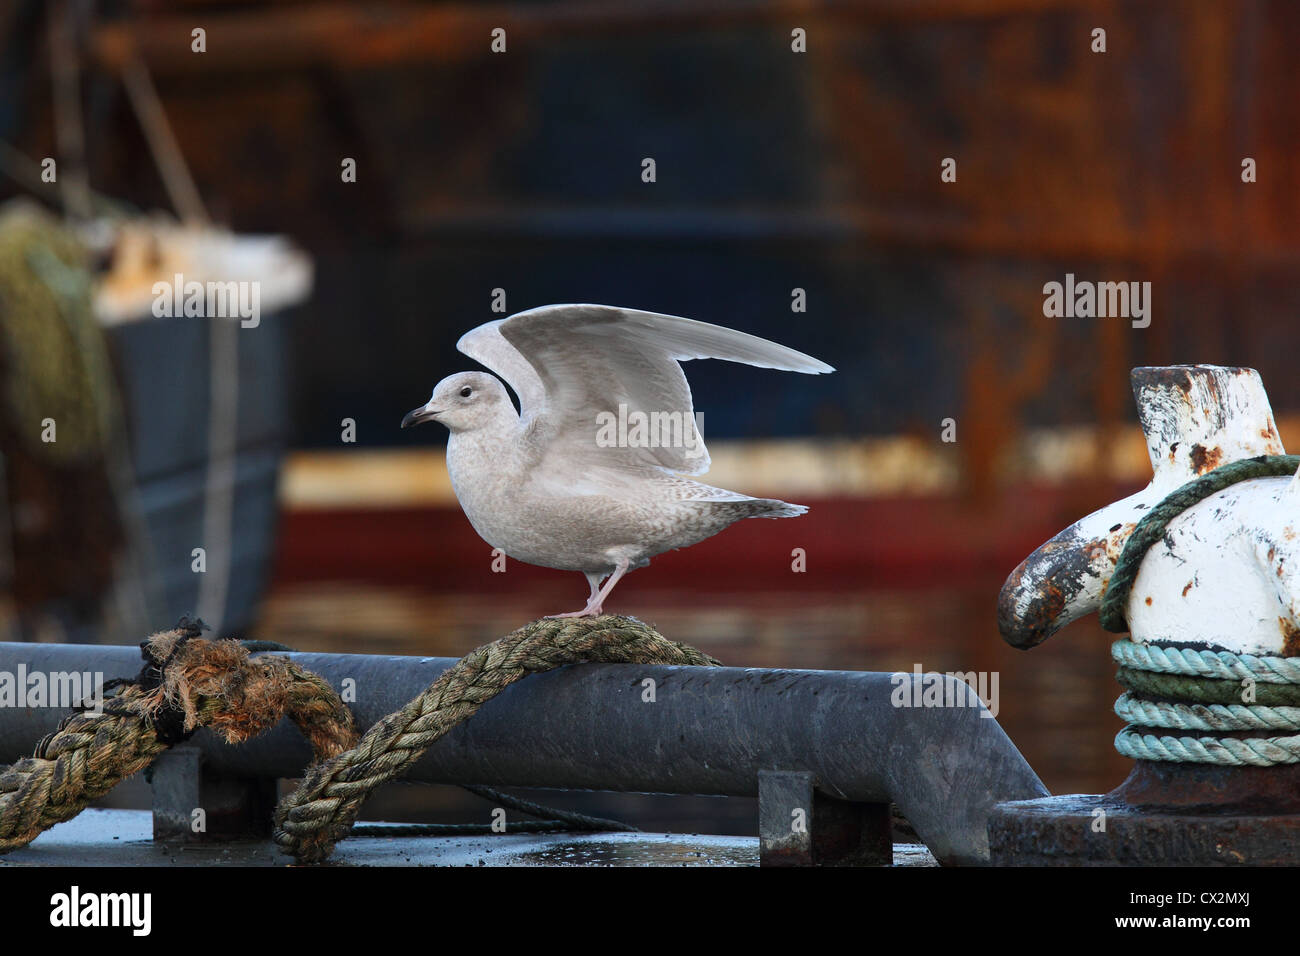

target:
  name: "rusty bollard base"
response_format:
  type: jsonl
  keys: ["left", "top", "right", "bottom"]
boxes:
{"left": 989, "top": 762, "right": 1300, "bottom": 866}
{"left": 992, "top": 637, "right": 1300, "bottom": 865}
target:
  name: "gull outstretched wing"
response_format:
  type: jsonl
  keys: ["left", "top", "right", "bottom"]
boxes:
{"left": 458, "top": 304, "right": 833, "bottom": 476}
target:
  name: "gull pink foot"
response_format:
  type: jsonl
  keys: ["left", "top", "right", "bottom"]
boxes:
{"left": 545, "top": 604, "right": 603, "bottom": 619}
{"left": 544, "top": 560, "right": 629, "bottom": 619}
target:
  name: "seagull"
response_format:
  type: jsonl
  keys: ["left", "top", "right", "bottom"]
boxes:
{"left": 401, "top": 304, "right": 834, "bottom": 617}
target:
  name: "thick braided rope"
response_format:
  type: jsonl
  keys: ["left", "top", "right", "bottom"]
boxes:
{"left": 1111, "top": 639, "right": 1300, "bottom": 684}
{"left": 1115, "top": 667, "right": 1300, "bottom": 706}
{"left": 0, "top": 687, "right": 169, "bottom": 851}
{"left": 1099, "top": 454, "right": 1299, "bottom": 633}
{"left": 1114, "top": 691, "right": 1300, "bottom": 732}
{"left": 1114, "top": 728, "right": 1300, "bottom": 766}
{"left": 1110, "top": 640, "right": 1300, "bottom": 765}
{"left": 0, "top": 627, "right": 357, "bottom": 853}
{"left": 273, "top": 615, "right": 720, "bottom": 863}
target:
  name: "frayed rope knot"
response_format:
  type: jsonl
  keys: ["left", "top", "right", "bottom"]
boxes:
{"left": 0, "top": 618, "right": 358, "bottom": 853}
{"left": 135, "top": 615, "right": 209, "bottom": 747}
{"left": 30, "top": 617, "right": 211, "bottom": 760}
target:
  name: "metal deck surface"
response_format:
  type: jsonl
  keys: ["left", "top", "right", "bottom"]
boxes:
{"left": 0, "top": 809, "right": 938, "bottom": 867}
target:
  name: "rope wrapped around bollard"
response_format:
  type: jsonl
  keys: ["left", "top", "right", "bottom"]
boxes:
{"left": 273, "top": 615, "right": 720, "bottom": 863}
{"left": 1098, "top": 454, "right": 1300, "bottom": 767}
{"left": 1110, "top": 641, "right": 1300, "bottom": 766}
{"left": 0, "top": 618, "right": 358, "bottom": 852}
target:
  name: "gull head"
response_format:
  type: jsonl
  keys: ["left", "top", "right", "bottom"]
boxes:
{"left": 401, "top": 372, "right": 513, "bottom": 434}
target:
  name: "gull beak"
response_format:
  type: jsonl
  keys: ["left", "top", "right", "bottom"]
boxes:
{"left": 401, "top": 404, "right": 442, "bottom": 429}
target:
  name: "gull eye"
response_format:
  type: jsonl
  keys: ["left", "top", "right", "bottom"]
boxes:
{"left": 459, "top": 386, "right": 473, "bottom": 398}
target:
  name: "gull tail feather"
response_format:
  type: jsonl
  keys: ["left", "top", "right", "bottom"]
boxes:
{"left": 744, "top": 497, "right": 808, "bottom": 519}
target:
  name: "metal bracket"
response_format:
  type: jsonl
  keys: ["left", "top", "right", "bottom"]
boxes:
{"left": 149, "top": 743, "right": 276, "bottom": 842}
{"left": 758, "top": 770, "right": 891, "bottom": 866}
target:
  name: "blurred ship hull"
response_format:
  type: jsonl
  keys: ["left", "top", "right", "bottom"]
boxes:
{"left": 111, "top": 310, "right": 289, "bottom": 636}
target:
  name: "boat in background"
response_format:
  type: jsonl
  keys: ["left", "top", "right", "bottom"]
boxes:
{"left": 94, "top": 219, "right": 312, "bottom": 638}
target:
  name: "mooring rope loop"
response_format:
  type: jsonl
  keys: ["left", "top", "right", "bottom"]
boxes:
{"left": 271, "top": 615, "right": 719, "bottom": 863}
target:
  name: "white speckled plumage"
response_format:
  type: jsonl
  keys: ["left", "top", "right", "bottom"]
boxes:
{"left": 402, "top": 304, "right": 834, "bottom": 616}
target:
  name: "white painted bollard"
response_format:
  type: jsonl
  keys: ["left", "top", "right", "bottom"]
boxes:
{"left": 992, "top": 366, "right": 1300, "bottom": 864}
{"left": 999, "top": 365, "right": 1300, "bottom": 656}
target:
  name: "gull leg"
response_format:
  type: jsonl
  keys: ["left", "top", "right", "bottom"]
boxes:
{"left": 587, "top": 559, "right": 630, "bottom": 614}
{"left": 546, "top": 561, "right": 630, "bottom": 618}
{"left": 585, "top": 571, "right": 602, "bottom": 604}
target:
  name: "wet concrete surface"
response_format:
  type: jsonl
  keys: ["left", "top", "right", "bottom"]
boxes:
{"left": 0, "top": 809, "right": 938, "bottom": 866}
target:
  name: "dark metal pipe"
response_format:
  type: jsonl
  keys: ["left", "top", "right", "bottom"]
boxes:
{"left": 0, "top": 642, "right": 1047, "bottom": 864}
